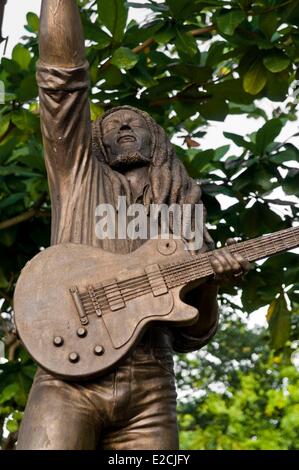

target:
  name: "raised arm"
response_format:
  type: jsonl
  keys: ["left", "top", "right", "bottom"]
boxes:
{"left": 39, "top": 0, "right": 85, "bottom": 67}
{"left": 37, "top": 1, "right": 92, "bottom": 246}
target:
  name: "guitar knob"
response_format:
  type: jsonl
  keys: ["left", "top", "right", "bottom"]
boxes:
{"left": 77, "top": 327, "right": 87, "bottom": 338}
{"left": 157, "top": 239, "right": 177, "bottom": 255}
{"left": 94, "top": 345, "right": 104, "bottom": 356}
{"left": 53, "top": 336, "right": 64, "bottom": 347}
{"left": 69, "top": 352, "right": 80, "bottom": 363}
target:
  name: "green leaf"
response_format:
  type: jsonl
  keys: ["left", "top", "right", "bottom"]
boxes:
{"left": 155, "top": 26, "right": 176, "bottom": 45}
{"left": 172, "top": 61, "right": 210, "bottom": 82}
{"left": 90, "top": 102, "right": 105, "bottom": 121}
{"left": 97, "top": 0, "right": 128, "bottom": 44}
{"left": 243, "top": 59, "right": 267, "bottom": 95}
{"left": 0, "top": 384, "right": 19, "bottom": 405}
{"left": 200, "top": 97, "right": 228, "bottom": 121}
{"left": 175, "top": 30, "right": 198, "bottom": 57}
{"left": 223, "top": 132, "right": 254, "bottom": 152}
{"left": 0, "top": 164, "right": 40, "bottom": 177}
{"left": 11, "top": 110, "right": 39, "bottom": 133}
{"left": 1, "top": 58, "right": 20, "bottom": 75}
{"left": 206, "top": 78, "right": 253, "bottom": 106}
{"left": 263, "top": 52, "right": 291, "bottom": 73}
{"left": 111, "top": 47, "right": 138, "bottom": 70}
{"left": 130, "top": 66, "right": 157, "bottom": 88}
{"left": 188, "top": 149, "right": 215, "bottom": 176}
{"left": 6, "top": 417, "right": 19, "bottom": 433}
{"left": 255, "top": 118, "right": 283, "bottom": 155}
{"left": 101, "top": 65, "right": 123, "bottom": 87}
{"left": 266, "top": 70, "right": 290, "bottom": 101}
{"left": 270, "top": 144, "right": 299, "bottom": 164}
{"left": 266, "top": 294, "right": 291, "bottom": 350}
{"left": 0, "top": 192, "right": 26, "bottom": 209}
{"left": 16, "top": 74, "right": 38, "bottom": 102}
{"left": 12, "top": 45, "right": 31, "bottom": 70}
{"left": 82, "top": 19, "right": 111, "bottom": 47}
{"left": 165, "top": 0, "right": 193, "bottom": 18}
{"left": 259, "top": 11, "right": 278, "bottom": 38}
{"left": 282, "top": 169, "right": 299, "bottom": 196}
{"left": 213, "top": 145, "right": 230, "bottom": 161}
{"left": 0, "top": 114, "right": 10, "bottom": 138}
{"left": 216, "top": 10, "right": 245, "bottom": 36}
{"left": 26, "top": 12, "right": 39, "bottom": 33}
{"left": 240, "top": 201, "right": 283, "bottom": 238}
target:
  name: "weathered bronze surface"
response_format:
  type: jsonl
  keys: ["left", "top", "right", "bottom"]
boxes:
{"left": 16, "top": 0, "right": 251, "bottom": 450}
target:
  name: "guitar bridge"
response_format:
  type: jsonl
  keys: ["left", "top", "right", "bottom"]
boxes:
{"left": 69, "top": 286, "right": 89, "bottom": 325}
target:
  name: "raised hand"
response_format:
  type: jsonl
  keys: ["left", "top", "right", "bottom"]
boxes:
{"left": 39, "top": 0, "right": 85, "bottom": 67}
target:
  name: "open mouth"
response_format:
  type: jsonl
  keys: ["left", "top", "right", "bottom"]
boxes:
{"left": 117, "top": 134, "right": 137, "bottom": 144}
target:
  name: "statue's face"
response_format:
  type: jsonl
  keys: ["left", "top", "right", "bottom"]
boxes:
{"left": 101, "top": 109, "right": 152, "bottom": 171}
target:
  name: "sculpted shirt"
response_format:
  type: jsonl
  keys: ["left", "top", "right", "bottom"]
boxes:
{"left": 36, "top": 61, "right": 218, "bottom": 353}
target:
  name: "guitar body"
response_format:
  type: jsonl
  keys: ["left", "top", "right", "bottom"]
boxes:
{"left": 14, "top": 238, "right": 199, "bottom": 380}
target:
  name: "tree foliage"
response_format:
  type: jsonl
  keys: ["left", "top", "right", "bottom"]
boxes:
{"left": 0, "top": 0, "right": 298, "bottom": 449}
{"left": 177, "top": 308, "right": 299, "bottom": 449}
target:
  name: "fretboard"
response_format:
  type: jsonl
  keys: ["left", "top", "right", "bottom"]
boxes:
{"left": 161, "top": 226, "right": 299, "bottom": 289}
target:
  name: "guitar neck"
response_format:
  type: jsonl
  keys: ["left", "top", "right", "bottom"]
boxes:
{"left": 161, "top": 226, "right": 299, "bottom": 289}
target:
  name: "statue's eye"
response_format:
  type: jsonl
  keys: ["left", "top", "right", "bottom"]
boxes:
{"left": 103, "top": 123, "right": 118, "bottom": 132}
{"left": 131, "top": 120, "right": 142, "bottom": 128}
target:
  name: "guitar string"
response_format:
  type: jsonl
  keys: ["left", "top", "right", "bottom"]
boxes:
{"left": 82, "top": 230, "right": 299, "bottom": 313}
{"left": 82, "top": 227, "right": 299, "bottom": 299}
{"left": 79, "top": 270, "right": 166, "bottom": 300}
{"left": 80, "top": 229, "right": 299, "bottom": 311}
{"left": 80, "top": 227, "right": 299, "bottom": 301}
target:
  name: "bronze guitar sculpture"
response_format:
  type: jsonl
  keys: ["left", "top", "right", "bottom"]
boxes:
{"left": 14, "top": 227, "right": 299, "bottom": 380}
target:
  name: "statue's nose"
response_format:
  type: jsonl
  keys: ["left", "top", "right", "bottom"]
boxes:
{"left": 119, "top": 123, "right": 132, "bottom": 131}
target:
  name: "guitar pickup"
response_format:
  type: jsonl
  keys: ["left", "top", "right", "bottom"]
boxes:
{"left": 102, "top": 280, "right": 125, "bottom": 311}
{"left": 145, "top": 265, "right": 168, "bottom": 297}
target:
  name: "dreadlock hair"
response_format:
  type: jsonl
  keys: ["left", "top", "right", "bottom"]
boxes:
{"left": 92, "top": 105, "right": 214, "bottom": 250}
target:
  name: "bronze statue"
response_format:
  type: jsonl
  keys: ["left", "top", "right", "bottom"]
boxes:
{"left": 16, "top": 0, "right": 251, "bottom": 450}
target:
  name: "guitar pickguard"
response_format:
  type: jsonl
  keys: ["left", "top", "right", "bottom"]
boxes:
{"left": 101, "top": 291, "right": 174, "bottom": 349}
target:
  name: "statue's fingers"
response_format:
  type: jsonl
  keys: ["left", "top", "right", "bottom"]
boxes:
{"left": 234, "top": 253, "right": 251, "bottom": 273}
{"left": 220, "top": 248, "right": 242, "bottom": 273}
{"left": 226, "top": 238, "right": 237, "bottom": 246}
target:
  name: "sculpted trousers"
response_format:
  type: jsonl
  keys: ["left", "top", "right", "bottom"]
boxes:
{"left": 17, "top": 329, "right": 179, "bottom": 450}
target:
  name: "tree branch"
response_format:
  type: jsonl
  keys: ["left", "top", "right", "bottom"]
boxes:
{"left": 0, "top": 208, "right": 50, "bottom": 231}
{"left": 0, "top": 194, "right": 50, "bottom": 231}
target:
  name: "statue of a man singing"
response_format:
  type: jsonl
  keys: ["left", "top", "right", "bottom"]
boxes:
{"left": 17, "top": 0, "right": 250, "bottom": 450}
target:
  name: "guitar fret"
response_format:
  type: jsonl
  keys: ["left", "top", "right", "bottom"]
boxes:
{"left": 162, "top": 226, "right": 299, "bottom": 289}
